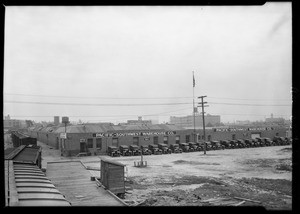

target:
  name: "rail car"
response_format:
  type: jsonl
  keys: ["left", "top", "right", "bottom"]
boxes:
{"left": 11, "top": 131, "right": 37, "bottom": 148}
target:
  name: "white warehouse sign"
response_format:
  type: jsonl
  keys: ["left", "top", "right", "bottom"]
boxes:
{"left": 214, "top": 127, "right": 274, "bottom": 132}
{"left": 93, "top": 131, "right": 176, "bottom": 138}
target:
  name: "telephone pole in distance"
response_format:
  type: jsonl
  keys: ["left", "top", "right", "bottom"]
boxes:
{"left": 198, "top": 96, "right": 208, "bottom": 155}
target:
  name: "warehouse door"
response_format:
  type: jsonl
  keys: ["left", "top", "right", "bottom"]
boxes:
{"left": 112, "top": 138, "right": 119, "bottom": 147}
{"left": 175, "top": 136, "right": 180, "bottom": 144}
{"left": 153, "top": 136, "right": 158, "bottom": 145}
{"left": 186, "top": 135, "right": 190, "bottom": 143}
{"left": 56, "top": 137, "right": 59, "bottom": 149}
{"left": 163, "top": 136, "right": 168, "bottom": 144}
{"left": 80, "top": 142, "right": 87, "bottom": 152}
{"left": 133, "top": 137, "right": 139, "bottom": 146}
{"left": 251, "top": 133, "right": 261, "bottom": 139}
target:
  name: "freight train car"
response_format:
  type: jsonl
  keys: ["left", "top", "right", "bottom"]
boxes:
{"left": 11, "top": 131, "right": 37, "bottom": 147}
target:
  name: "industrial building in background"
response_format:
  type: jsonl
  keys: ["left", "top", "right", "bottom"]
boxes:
{"left": 54, "top": 116, "right": 60, "bottom": 125}
{"left": 119, "top": 116, "right": 157, "bottom": 125}
{"left": 265, "top": 113, "right": 285, "bottom": 125}
{"left": 170, "top": 113, "right": 221, "bottom": 128}
{"left": 3, "top": 114, "right": 27, "bottom": 130}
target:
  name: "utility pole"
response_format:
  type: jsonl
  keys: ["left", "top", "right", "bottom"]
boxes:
{"left": 198, "top": 96, "right": 208, "bottom": 154}
{"left": 192, "top": 71, "right": 196, "bottom": 143}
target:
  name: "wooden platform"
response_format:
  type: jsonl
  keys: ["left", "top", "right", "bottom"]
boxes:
{"left": 46, "top": 161, "right": 125, "bottom": 206}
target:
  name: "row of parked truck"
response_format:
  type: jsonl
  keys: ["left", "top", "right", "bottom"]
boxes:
{"left": 107, "top": 136, "right": 292, "bottom": 157}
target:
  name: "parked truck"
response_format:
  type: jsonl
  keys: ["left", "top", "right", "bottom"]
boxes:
{"left": 148, "top": 144, "right": 163, "bottom": 155}
{"left": 244, "top": 139, "right": 255, "bottom": 147}
{"left": 129, "top": 145, "right": 142, "bottom": 156}
{"left": 119, "top": 145, "right": 132, "bottom": 156}
{"left": 220, "top": 140, "right": 232, "bottom": 149}
{"left": 158, "top": 143, "right": 172, "bottom": 154}
{"left": 236, "top": 139, "right": 247, "bottom": 148}
{"left": 107, "top": 146, "right": 121, "bottom": 157}
{"left": 188, "top": 142, "right": 200, "bottom": 151}
{"left": 262, "top": 138, "right": 273, "bottom": 146}
{"left": 179, "top": 143, "right": 194, "bottom": 152}
{"left": 169, "top": 144, "right": 183, "bottom": 153}
{"left": 140, "top": 145, "right": 152, "bottom": 155}
{"left": 210, "top": 141, "right": 225, "bottom": 150}
{"left": 229, "top": 140, "right": 239, "bottom": 149}
{"left": 256, "top": 138, "right": 265, "bottom": 147}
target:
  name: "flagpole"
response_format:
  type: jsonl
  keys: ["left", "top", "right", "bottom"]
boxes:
{"left": 193, "top": 71, "right": 196, "bottom": 142}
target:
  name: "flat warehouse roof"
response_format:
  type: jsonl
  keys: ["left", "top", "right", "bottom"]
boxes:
{"left": 46, "top": 161, "right": 125, "bottom": 206}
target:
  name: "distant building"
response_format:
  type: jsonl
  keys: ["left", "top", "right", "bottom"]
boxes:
{"left": 3, "top": 114, "right": 27, "bottom": 129}
{"left": 4, "top": 114, "right": 11, "bottom": 120}
{"left": 265, "top": 113, "right": 285, "bottom": 125}
{"left": 170, "top": 114, "right": 221, "bottom": 128}
{"left": 150, "top": 119, "right": 159, "bottom": 125}
{"left": 121, "top": 116, "right": 152, "bottom": 125}
{"left": 54, "top": 116, "right": 60, "bottom": 125}
{"left": 235, "top": 120, "right": 251, "bottom": 125}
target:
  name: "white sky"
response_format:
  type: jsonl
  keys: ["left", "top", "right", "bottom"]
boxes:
{"left": 3, "top": 4, "right": 292, "bottom": 124}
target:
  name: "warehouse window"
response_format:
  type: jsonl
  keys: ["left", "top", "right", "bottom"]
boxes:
{"left": 112, "top": 138, "right": 119, "bottom": 147}
{"left": 232, "top": 134, "right": 236, "bottom": 140}
{"left": 163, "top": 136, "right": 168, "bottom": 144}
{"left": 133, "top": 137, "right": 139, "bottom": 146}
{"left": 87, "top": 138, "right": 93, "bottom": 148}
{"left": 186, "top": 135, "right": 190, "bottom": 143}
{"left": 153, "top": 136, "right": 158, "bottom": 145}
{"left": 96, "top": 138, "right": 102, "bottom": 149}
{"left": 202, "top": 135, "right": 205, "bottom": 140}
{"left": 208, "top": 135, "right": 211, "bottom": 141}
{"left": 175, "top": 136, "right": 180, "bottom": 144}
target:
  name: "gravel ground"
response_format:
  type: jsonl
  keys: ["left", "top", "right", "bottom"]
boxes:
{"left": 27, "top": 140, "right": 292, "bottom": 209}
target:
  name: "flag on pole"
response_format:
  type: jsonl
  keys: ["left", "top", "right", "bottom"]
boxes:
{"left": 193, "top": 72, "right": 195, "bottom": 87}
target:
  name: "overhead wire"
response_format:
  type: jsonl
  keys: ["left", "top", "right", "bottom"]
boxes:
{"left": 4, "top": 100, "right": 191, "bottom": 106}
{"left": 4, "top": 100, "right": 291, "bottom": 107}
{"left": 4, "top": 93, "right": 292, "bottom": 101}
{"left": 209, "top": 102, "right": 291, "bottom": 106}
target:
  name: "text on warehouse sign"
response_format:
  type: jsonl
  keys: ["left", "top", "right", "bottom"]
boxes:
{"left": 93, "top": 131, "right": 176, "bottom": 138}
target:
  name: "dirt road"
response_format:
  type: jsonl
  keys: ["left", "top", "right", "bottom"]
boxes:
{"left": 37, "top": 141, "right": 292, "bottom": 209}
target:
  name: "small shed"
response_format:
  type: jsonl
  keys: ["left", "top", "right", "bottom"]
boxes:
{"left": 100, "top": 158, "right": 126, "bottom": 198}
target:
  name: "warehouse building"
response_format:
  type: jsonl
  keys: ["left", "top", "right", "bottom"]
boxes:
{"left": 27, "top": 122, "right": 289, "bottom": 157}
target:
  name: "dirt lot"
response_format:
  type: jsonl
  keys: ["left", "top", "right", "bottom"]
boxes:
{"left": 32, "top": 141, "right": 292, "bottom": 209}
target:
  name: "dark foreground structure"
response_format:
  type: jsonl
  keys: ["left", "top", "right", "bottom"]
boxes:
{"left": 4, "top": 144, "right": 71, "bottom": 206}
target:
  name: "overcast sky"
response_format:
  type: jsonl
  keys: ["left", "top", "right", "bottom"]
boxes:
{"left": 3, "top": 3, "right": 292, "bottom": 124}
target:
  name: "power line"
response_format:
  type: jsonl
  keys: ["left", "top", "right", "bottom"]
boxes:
{"left": 4, "top": 100, "right": 291, "bottom": 107}
{"left": 6, "top": 107, "right": 192, "bottom": 118}
{"left": 4, "top": 93, "right": 193, "bottom": 100}
{"left": 4, "top": 93, "right": 292, "bottom": 101}
{"left": 210, "top": 113, "right": 291, "bottom": 117}
{"left": 209, "top": 102, "right": 291, "bottom": 107}
{"left": 4, "top": 100, "right": 191, "bottom": 106}
{"left": 142, "top": 107, "right": 191, "bottom": 116}
{"left": 207, "top": 96, "right": 291, "bottom": 101}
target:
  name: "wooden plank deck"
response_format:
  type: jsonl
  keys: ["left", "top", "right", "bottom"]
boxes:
{"left": 46, "top": 161, "right": 125, "bottom": 206}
